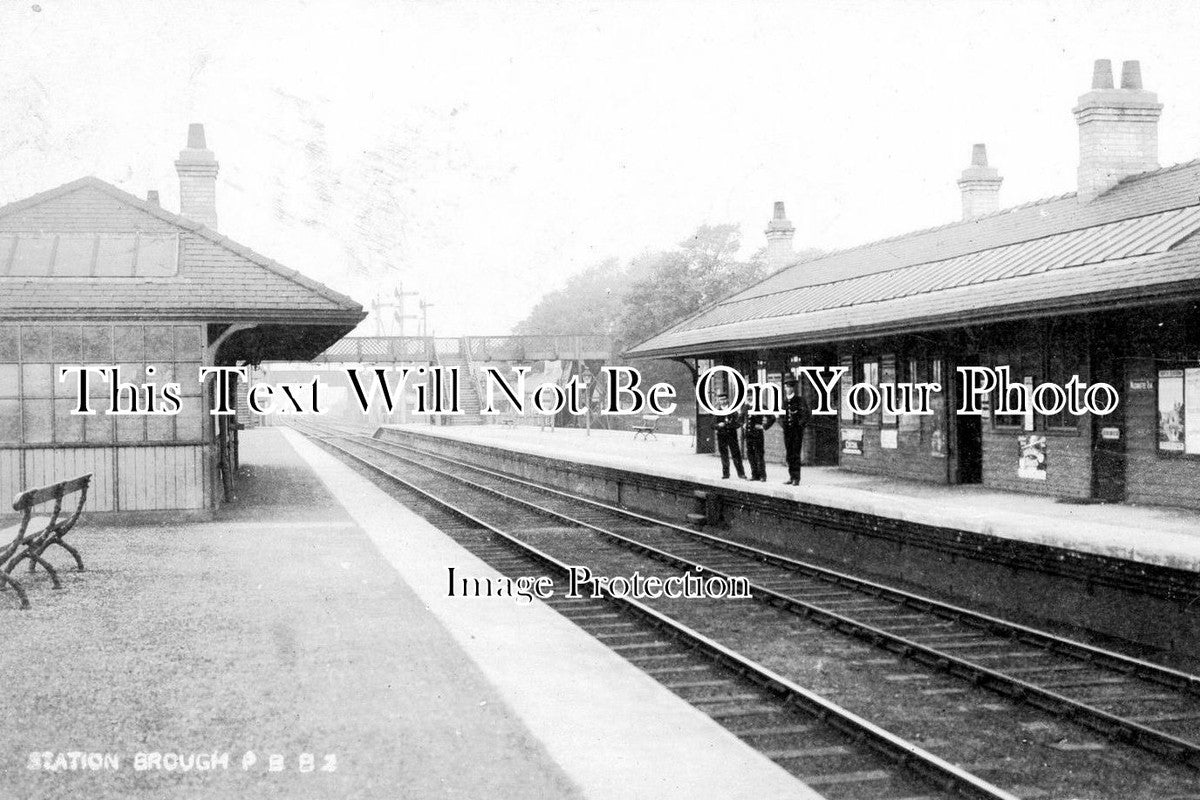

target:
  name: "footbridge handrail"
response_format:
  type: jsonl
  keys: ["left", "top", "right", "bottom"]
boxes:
{"left": 309, "top": 334, "right": 613, "bottom": 365}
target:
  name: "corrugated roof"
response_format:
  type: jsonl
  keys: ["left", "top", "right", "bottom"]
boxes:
{"left": 627, "top": 160, "right": 1200, "bottom": 358}
{"left": 0, "top": 176, "right": 364, "bottom": 324}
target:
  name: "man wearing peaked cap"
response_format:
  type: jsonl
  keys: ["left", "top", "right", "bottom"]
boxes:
{"left": 743, "top": 402, "right": 775, "bottom": 481}
{"left": 712, "top": 391, "right": 747, "bottom": 480}
{"left": 779, "top": 375, "right": 811, "bottom": 486}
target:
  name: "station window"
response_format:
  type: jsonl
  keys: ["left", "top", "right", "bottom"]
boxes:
{"left": 839, "top": 354, "right": 855, "bottom": 423}
{"left": 991, "top": 341, "right": 1081, "bottom": 433}
{"left": 785, "top": 354, "right": 826, "bottom": 412}
{"left": 927, "top": 358, "right": 948, "bottom": 455}
{"left": 991, "top": 349, "right": 1036, "bottom": 430}
{"left": 880, "top": 354, "right": 898, "bottom": 426}
{"left": 837, "top": 355, "right": 881, "bottom": 425}
{"left": 856, "top": 357, "right": 880, "bottom": 424}
{"left": 1041, "top": 344, "right": 1082, "bottom": 431}
{"left": 0, "top": 324, "right": 205, "bottom": 446}
{"left": 896, "top": 355, "right": 924, "bottom": 441}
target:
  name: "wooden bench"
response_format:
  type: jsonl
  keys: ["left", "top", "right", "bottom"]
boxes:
{"left": 1, "top": 473, "right": 92, "bottom": 609}
{"left": 632, "top": 414, "right": 659, "bottom": 441}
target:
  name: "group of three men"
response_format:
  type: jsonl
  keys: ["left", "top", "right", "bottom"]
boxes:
{"left": 712, "top": 375, "right": 812, "bottom": 486}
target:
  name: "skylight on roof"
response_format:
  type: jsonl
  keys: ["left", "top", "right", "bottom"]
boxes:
{"left": 0, "top": 233, "right": 179, "bottom": 278}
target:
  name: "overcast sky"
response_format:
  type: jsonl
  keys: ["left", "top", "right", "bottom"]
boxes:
{"left": 2, "top": 0, "right": 1198, "bottom": 336}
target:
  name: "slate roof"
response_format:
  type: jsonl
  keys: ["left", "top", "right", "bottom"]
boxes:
{"left": 626, "top": 160, "right": 1200, "bottom": 358}
{"left": 0, "top": 176, "right": 365, "bottom": 325}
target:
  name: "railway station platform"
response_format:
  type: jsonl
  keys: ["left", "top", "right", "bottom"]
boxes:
{"left": 389, "top": 423, "right": 1200, "bottom": 572}
{"left": 378, "top": 422, "right": 1200, "bottom": 661}
{"left": 0, "top": 427, "right": 813, "bottom": 800}
{"left": 279, "top": 427, "right": 815, "bottom": 800}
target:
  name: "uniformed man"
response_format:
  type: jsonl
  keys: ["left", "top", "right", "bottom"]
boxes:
{"left": 780, "top": 376, "right": 812, "bottom": 485}
{"left": 743, "top": 407, "right": 775, "bottom": 481}
{"left": 712, "top": 392, "right": 747, "bottom": 480}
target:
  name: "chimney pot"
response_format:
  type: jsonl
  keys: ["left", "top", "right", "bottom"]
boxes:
{"left": 146, "top": 190, "right": 160, "bottom": 207}
{"left": 1121, "top": 60, "right": 1143, "bottom": 90}
{"left": 1074, "top": 59, "right": 1161, "bottom": 200}
{"left": 764, "top": 200, "right": 795, "bottom": 270}
{"left": 187, "top": 123, "right": 207, "bottom": 150}
{"left": 175, "top": 123, "right": 219, "bottom": 230}
{"left": 958, "top": 144, "right": 1002, "bottom": 220}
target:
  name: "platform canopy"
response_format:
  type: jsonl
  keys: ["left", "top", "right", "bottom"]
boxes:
{"left": 0, "top": 176, "right": 365, "bottom": 362}
{"left": 626, "top": 160, "right": 1200, "bottom": 359}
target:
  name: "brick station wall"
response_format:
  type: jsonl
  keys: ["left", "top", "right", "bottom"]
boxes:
{"left": 835, "top": 425, "right": 950, "bottom": 483}
{"left": 1125, "top": 356, "right": 1200, "bottom": 510}
{"left": 981, "top": 428, "right": 1092, "bottom": 499}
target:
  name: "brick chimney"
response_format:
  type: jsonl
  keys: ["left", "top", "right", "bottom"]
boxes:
{"left": 957, "top": 144, "right": 1002, "bottom": 220}
{"left": 764, "top": 201, "right": 795, "bottom": 270}
{"left": 1073, "top": 59, "right": 1162, "bottom": 201}
{"left": 146, "top": 190, "right": 160, "bottom": 208}
{"left": 175, "top": 123, "right": 219, "bottom": 229}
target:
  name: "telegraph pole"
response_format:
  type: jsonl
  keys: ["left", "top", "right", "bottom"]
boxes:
{"left": 419, "top": 299, "right": 434, "bottom": 337}
{"left": 394, "top": 283, "right": 418, "bottom": 337}
{"left": 372, "top": 282, "right": 419, "bottom": 336}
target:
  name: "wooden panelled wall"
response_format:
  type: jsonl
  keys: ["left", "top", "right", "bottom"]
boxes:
{"left": 1, "top": 321, "right": 216, "bottom": 518}
{"left": 1, "top": 444, "right": 213, "bottom": 513}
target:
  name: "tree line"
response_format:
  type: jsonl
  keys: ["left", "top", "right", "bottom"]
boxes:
{"left": 513, "top": 223, "right": 817, "bottom": 364}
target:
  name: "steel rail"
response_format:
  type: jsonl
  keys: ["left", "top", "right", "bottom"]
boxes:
{"left": 296, "top": 424, "right": 1019, "bottom": 800}
{"left": 325, "top": 424, "right": 1200, "bottom": 767}
{"left": 352, "top": 425, "right": 1200, "bottom": 688}
{"left": 338, "top": 425, "right": 1200, "bottom": 689}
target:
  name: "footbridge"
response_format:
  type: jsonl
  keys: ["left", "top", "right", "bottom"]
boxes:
{"left": 264, "top": 335, "right": 616, "bottom": 427}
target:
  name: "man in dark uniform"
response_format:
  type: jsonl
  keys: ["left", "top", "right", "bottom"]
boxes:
{"left": 712, "top": 392, "right": 747, "bottom": 480}
{"left": 780, "top": 376, "right": 812, "bottom": 485}
{"left": 743, "top": 407, "right": 775, "bottom": 481}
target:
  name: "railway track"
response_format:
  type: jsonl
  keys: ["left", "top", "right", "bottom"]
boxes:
{"left": 293, "top": 422, "right": 1015, "bottom": 800}
{"left": 293, "top": 421, "right": 1200, "bottom": 797}
{"left": 353, "top": 425, "right": 1200, "bottom": 759}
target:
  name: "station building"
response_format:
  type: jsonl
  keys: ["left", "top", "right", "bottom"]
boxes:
{"left": 0, "top": 125, "right": 365, "bottom": 520}
{"left": 627, "top": 60, "right": 1200, "bottom": 511}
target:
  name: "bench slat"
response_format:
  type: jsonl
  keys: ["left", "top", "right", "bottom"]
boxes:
{"left": 12, "top": 474, "right": 92, "bottom": 512}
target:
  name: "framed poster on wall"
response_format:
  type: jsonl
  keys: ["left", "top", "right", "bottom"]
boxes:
{"left": 841, "top": 427, "right": 864, "bottom": 455}
{"left": 1158, "top": 370, "right": 1185, "bottom": 452}
{"left": 1018, "top": 434, "right": 1047, "bottom": 480}
{"left": 1186, "top": 368, "right": 1200, "bottom": 455}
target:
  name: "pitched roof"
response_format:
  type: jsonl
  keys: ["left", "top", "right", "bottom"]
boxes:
{"left": 0, "top": 176, "right": 365, "bottom": 325}
{"left": 626, "top": 160, "right": 1200, "bottom": 358}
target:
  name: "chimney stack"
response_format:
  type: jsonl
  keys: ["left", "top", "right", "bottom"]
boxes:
{"left": 957, "top": 144, "right": 1003, "bottom": 220}
{"left": 1074, "top": 59, "right": 1162, "bottom": 201}
{"left": 174, "top": 123, "right": 219, "bottom": 229}
{"left": 764, "top": 201, "right": 795, "bottom": 270}
{"left": 146, "top": 190, "right": 160, "bottom": 208}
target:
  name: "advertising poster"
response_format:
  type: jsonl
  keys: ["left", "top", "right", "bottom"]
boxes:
{"left": 1159, "top": 370, "right": 1185, "bottom": 452}
{"left": 2, "top": 6, "right": 1199, "bottom": 800}
{"left": 841, "top": 427, "right": 865, "bottom": 455}
{"left": 929, "top": 389, "right": 947, "bottom": 457}
{"left": 1018, "top": 434, "right": 1048, "bottom": 481}
{"left": 1187, "top": 368, "right": 1200, "bottom": 455}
